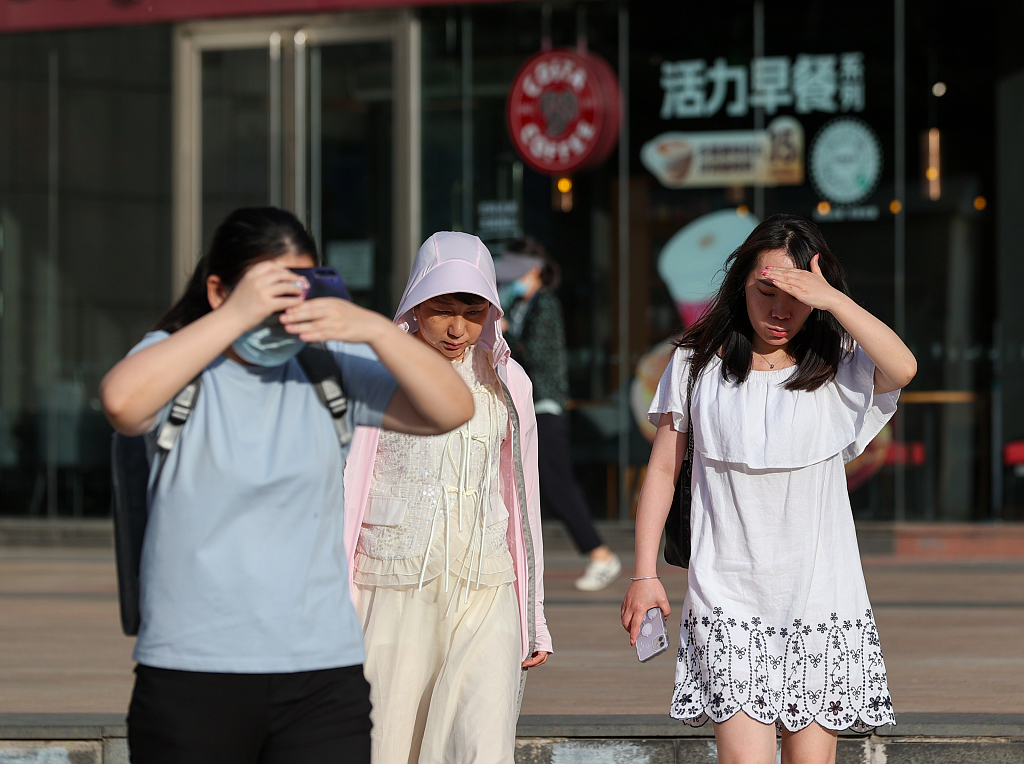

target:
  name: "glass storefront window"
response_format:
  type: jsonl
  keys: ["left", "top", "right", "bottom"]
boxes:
{"left": 0, "top": 25, "right": 173, "bottom": 516}
{"left": 309, "top": 41, "right": 394, "bottom": 316}
{"left": 201, "top": 47, "right": 272, "bottom": 249}
{"left": 419, "top": 3, "right": 632, "bottom": 518}
{"left": 1, "top": 1, "right": 1022, "bottom": 525}
{"left": 418, "top": 0, "right": 1022, "bottom": 524}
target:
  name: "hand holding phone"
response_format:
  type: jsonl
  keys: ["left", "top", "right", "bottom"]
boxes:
{"left": 635, "top": 607, "right": 669, "bottom": 662}
{"left": 290, "top": 267, "right": 351, "bottom": 301}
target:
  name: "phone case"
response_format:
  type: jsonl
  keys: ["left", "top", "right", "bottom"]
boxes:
{"left": 635, "top": 607, "right": 670, "bottom": 662}
{"left": 291, "top": 267, "right": 351, "bottom": 301}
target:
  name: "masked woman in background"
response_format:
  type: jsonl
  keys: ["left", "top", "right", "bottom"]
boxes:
{"left": 344, "top": 231, "right": 552, "bottom": 764}
{"left": 101, "top": 207, "right": 472, "bottom": 764}
{"left": 495, "top": 237, "right": 621, "bottom": 592}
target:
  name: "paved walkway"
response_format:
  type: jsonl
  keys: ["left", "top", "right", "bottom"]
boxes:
{"left": 0, "top": 530, "right": 1022, "bottom": 717}
{"left": 532, "top": 547, "right": 1024, "bottom": 716}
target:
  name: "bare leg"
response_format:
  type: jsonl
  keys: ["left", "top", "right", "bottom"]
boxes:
{"left": 780, "top": 722, "right": 838, "bottom": 764}
{"left": 713, "top": 713, "right": 776, "bottom": 764}
{"left": 588, "top": 545, "right": 615, "bottom": 563}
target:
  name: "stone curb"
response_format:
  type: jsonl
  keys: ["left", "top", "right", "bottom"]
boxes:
{"left": 2, "top": 713, "right": 1023, "bottom": 764}
{"left": 0, "top": 714, "right": 126, "bottom": 740}
{"left": 513, "top": 713, "right": 1024, "bottom": 764}
{"left": 516, "top": 712, "right": 1024, "bottom": 738}
{"left": 0, "top": 519, "right": 114, "bottom": 549}
{"left": 3, "top": 712, "right": 1024, "bottom": 739}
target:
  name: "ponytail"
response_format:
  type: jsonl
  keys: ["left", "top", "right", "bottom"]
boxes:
{"left": 152, "top": 255, "right": 211, "bottom": 333}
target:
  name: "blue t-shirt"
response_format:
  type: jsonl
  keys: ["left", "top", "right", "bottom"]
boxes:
{"left": 130, "top": 331, "right": 398, "bottom": 673}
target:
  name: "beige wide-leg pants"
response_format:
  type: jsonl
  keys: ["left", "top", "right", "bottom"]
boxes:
{"left": 356, "top": 578, "right": 521, "bottom": 764}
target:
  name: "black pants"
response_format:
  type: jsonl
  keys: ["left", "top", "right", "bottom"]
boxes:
{"left": 536, "top": 412, "right": 604, "bottom": 554}
{"left": 127, "top": 664, "right": 371, "bottom": 764}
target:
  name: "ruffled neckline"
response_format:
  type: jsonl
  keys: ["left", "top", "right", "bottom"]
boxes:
{"left": 685, "top": 347, "right": 898, "bottom": 469}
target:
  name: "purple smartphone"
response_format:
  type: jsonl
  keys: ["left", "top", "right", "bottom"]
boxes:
{"left": 290, "top": 267, "right": 351, "bottom": 301}
{"left": 635, "top": 607, "right": 670, "bottom": 662}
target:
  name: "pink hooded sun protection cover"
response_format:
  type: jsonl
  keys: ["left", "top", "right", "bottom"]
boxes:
{"left": 393, "top": 231, "right": 509, "bottom": 364}
{"left": 344, "top": 231, "right": 552, "bottom": 661}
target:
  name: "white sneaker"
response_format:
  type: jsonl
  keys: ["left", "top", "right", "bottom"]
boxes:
{"left": 574, "top": 553, "right": 622, "bottom": 591}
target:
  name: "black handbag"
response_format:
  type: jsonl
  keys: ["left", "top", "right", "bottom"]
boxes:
{"left": 663, "top": 360, "right": 697, "bottom": 568}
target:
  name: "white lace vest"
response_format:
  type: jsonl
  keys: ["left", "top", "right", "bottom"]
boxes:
{"left": 353, "top": 343, "right": 515, "bottom": 595}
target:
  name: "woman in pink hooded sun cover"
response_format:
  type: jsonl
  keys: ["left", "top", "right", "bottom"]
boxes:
{"left": 344, "top": 231, "right": 552, "bottom": 764}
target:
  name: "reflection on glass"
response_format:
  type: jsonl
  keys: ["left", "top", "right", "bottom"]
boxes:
{"left": 0, "top": 26, "right": 173, "bottom": 516}
{"left": 419, "top": 5, "right": 623, "bottom": 516}
{"left": 201, "top": 48, "right": 271, "bottom": 251}
{"left": 308, "top": 42, "right": 393, "bottom": 315}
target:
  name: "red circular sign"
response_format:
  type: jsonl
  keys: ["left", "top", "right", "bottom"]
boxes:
{"left": 507, "top": 49, "right": 621, "bottom": 175}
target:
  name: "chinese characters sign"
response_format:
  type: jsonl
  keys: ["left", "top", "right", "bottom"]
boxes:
{"left": 660, "top": 53, "right": 865, "bottom": 119}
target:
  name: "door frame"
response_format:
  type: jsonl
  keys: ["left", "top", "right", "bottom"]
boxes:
{"left": 172, "top": 11, "right": 421, "bottom": 303}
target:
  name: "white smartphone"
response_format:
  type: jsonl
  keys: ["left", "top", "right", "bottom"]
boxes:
{"left": 635, "top": 607, "right": 669, "bottom": 662}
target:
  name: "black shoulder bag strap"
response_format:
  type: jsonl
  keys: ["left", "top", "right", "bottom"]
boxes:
{"left": 683, "top": 359, "right": 696, "bottom": 491}
{"left": 297, "top": 343, "right": 352, "bottom": 447}
{"left": 663, "top": 357, "right": 697, "bottom": 568}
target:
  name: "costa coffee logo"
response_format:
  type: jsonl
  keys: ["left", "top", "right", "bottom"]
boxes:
{"left": 507, "top": 49, "right": 621, "bottom": 175}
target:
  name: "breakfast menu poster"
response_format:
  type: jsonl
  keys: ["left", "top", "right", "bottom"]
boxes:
{"left": 640, "top": 116, "right": 804, "bottom": 189}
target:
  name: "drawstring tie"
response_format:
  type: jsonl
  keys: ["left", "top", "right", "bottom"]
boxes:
{"left": 415, "top": 386, "right": 501, "bottom": 615}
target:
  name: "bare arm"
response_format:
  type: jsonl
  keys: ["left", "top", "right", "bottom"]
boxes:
{"left": 767, "top": 254, "right": 917, "bottom": 394}
{"left": 621, "top": 413, "right": 685, "bottom": 644}
{"left": 280, "top": 298, "right": 473, "bottom": 435}
{"left": 825, "top": 292, "right": 917, "bottom": 393}
{"left": 374, "top": 329, "right": 473, "bottom": 435}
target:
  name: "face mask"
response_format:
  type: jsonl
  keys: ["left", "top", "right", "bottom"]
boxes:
{"left": 499, "top": 278, "right": 529, "bottom": 311}
{"left": 231, "top": 314, "right": 306, "bottom": 367}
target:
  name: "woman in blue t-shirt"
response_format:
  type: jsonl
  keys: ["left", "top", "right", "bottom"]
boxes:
{"left": 101, "top": 207, "right": 472, "bottom": 764}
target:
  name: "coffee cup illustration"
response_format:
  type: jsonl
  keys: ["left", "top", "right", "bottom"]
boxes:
{"left": 657, "top": 138, "right": 693, "bottom": 181}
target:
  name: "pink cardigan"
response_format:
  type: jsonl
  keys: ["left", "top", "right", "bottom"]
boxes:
{"left": 343, "top": 351, "right": 552, "bottom": 661}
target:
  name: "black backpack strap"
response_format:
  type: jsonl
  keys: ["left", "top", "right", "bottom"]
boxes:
{"left": 155, "top": 378, "right": 202, "bottom": 452}
{"left": 111, "top": 432, "right": 150, "bottom": 636}
{"left": 298, "top": 343, "right": 352, "bottom": 446}
{"left": 111, "top": 375, "right": 200, "bottom": 636}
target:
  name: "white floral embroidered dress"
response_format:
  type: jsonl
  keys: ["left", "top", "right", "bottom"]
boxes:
{"left": 648, "top": 345, "right": 898, "bottom": 733}
{"left": 354, "top": 343, "right": 514, "bottom": 598}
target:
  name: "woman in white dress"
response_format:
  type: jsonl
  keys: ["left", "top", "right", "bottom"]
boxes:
{"left": 621, "top": 214, "right": 916, "bottom": 764}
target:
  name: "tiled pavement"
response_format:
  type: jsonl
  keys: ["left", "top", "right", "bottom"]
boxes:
{"left": 0, "top": 526, "right": 1022, "bottom": 717}
{"left": 532, "top": 544, "right": 1024, "bottom": 716}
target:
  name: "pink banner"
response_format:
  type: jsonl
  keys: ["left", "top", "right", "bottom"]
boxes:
{"left": 0, "top": 0, "right": 521, "bottom": 33}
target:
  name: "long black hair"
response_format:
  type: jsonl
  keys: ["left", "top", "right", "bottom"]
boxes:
{"left": 154, "top": 207, "right": 319, "bottom": 333}
{"left": 677, "top": 213, "right": 852, "bottom": 392}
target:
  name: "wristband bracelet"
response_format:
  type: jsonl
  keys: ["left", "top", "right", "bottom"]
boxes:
{"left": 630, "top": 575, "right": 660, "bottom": 581}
